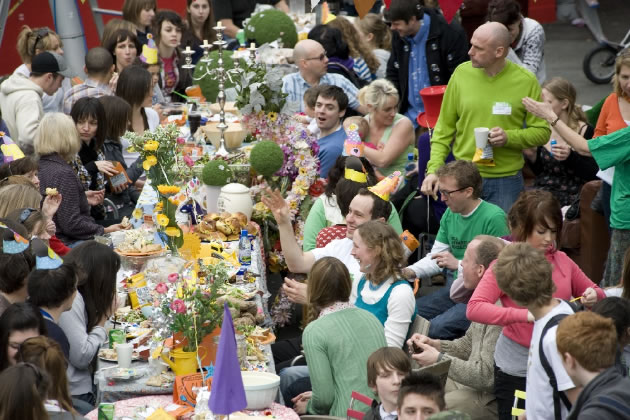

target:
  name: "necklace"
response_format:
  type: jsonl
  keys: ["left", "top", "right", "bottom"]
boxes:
{"left": 368, "top": 280, "right": 384, "bottom": 291}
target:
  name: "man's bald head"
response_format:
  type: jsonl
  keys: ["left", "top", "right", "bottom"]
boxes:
{"left": 477, "top": 22, "right": 511, "bottom": 52}
{"left": 293, "top": 39, "right": 322, "bottom": 62}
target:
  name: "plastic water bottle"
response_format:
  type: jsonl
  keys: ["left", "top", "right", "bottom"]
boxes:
{"left": 404, "top": 152, "right": 416, "bottom": 184}
{"left": 238, "top": 229, "right": 251, "bottom": 265}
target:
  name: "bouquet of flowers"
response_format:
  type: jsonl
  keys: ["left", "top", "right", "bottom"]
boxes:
{"left": 153, "top": 262, "right": 230, "bottom": 352}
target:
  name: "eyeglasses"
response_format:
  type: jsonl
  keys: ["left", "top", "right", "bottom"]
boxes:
{"left": 304, "top": 53, "right": 327, "bottom": 62}
{"left": 439, "top": 186, "right": 469, "bottom": 199}
{"left": 31, "top": 27, "right": 52, "bottom": 56}
{"left": 19, "top": 208, "right": 37, "bottom": 223}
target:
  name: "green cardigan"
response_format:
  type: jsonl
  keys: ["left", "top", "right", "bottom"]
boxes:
{"left": 304, "top": 307, "right": 387, "bottom": 416}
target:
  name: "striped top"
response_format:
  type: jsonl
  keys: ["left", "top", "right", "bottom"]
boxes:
{"left": 282, "top": 72, "right": 361, "bottom": 113}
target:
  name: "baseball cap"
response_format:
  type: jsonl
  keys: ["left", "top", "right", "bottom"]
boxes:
{"left": 31, "top": 51, "right": 73, "bottom": 78}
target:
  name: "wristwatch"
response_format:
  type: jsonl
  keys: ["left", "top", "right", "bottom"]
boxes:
{"left": 550, "top": 116, "right": 561, "bottom": 127}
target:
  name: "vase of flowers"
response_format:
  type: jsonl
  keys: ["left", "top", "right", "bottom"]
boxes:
{"left": 155, "top": 262, "right": 228, "bottom": 364}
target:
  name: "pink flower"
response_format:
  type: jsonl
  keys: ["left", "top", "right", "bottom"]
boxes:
{"left": 155, "top": 282, "right": 168, "bottom": 293}
{"left": 183, "top": 155, "right": 194, "bottom": 167}
{"left": 167, "top": 273, "right": 179, "bottom": 283}
{"left": 177, "top": 137, "right": 186, "bottom": 145}
{"left": 170, "top": 299, "right": 186, "bottom": 314}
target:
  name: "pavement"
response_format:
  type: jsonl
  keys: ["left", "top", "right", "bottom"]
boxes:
{"left": 544, "top": 0, "right": 630, "bottom": 106}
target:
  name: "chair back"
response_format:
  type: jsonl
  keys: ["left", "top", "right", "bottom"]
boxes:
{"left": 316, "top": 225, "right": 348, "bottom": 248}
{"left": 347, "top": 390, "right": 374, "bottom": 420}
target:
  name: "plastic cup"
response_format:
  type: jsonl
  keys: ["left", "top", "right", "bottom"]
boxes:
{"left": 474, "top": 127, "right": 490, "bottom": 148}
{"left": 116, "top": 343, "right": 133, "bottom": 369}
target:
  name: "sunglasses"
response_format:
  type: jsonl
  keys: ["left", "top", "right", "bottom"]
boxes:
{"left": 31, "top": 27, "right": 52, "bottom": 56}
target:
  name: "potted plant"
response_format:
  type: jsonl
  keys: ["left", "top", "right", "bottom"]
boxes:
{"left": 158, "top": 262, "right": 229, "bottom": 375}
{"left": 201, "top": 159, "right": 233, "bottom": 213}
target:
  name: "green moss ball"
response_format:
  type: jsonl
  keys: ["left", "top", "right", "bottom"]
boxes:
{"left": 244, "top": 9, "right": 298, "bottom": 48}
{"left": 202, "top": 159, "right": 233, "bottom": 186}
{"left": 250, "top": 141, "right": 284, "bottom": 177}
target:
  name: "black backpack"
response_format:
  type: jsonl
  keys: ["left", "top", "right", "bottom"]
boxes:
{"left": 538, "top": 300, "right": 582, "bottom": 420}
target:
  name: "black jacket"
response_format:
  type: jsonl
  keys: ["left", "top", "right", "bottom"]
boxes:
{"left": 363, "top": 400, "right": 385, "bottom": 420}
{"left": 567, "top": 366, "right": 630, "bottom": 420}
{"left": 386, "top": 8, "right": 469, "bottom": 115}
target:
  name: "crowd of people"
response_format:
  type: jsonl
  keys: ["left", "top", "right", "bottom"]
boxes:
{"left": 1, "top": 0, "right": 630, "bottom": 419}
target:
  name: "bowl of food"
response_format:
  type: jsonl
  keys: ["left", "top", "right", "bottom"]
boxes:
{"left": 209, "top": 101, "right": 240, "bottom": 115}
{"left": 203, "top": 122, "right": 248, "bottom": 151}
{"left": 241, "top": 371, "right": 280, "bottom": 410}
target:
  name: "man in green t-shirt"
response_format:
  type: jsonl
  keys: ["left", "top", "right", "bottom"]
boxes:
{"left": 403, "top": 160, "right": 509, "bottom": 339}
{"left": 421, "top": 22, "right": 550, "bottom": 213}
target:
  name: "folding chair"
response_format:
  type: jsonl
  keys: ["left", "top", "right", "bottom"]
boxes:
{"left": 511, "top": 389, "right": 526, "bottom": 419}
{"left": 347, "top": 390, "right": 374, "bottom": 420}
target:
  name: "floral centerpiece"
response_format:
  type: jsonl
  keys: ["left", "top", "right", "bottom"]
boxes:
{"left": 152, "top": 261, "right": 229, "bottom": 352}
{"left": 123, "top": 124, "right": 196, "bottom": 252}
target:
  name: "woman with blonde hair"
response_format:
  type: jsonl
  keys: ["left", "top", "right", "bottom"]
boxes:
{"left": 14, "top": 26, "right": 70, "bottom": 113}
{"left": 352, "top": 219, "right": 415, "bottom": 347}
{"left": 35, "top": 113, "right": 125, "bottom": 247}
{"left": 0, "top": 184, "right": 42, "bottom": 218}
{"left": 291, "top": 256, "right": 387, "bottom": 416}
{"left": 18, "top": 336, "right": 87, "bottom": 419}
{"left": 328, "top": 16, "right": 380, "bottom": 83}
{"left": 354, "top": 13, "right": 392, "bottom": 79}
{"left": 359, "top": 79, "right": 415, "bottom": 178}
{"left": 522, "top": 77, "right": 598, "bottom": 207}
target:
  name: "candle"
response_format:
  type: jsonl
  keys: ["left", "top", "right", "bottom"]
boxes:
{"left": 217, "top": 21, "right": 223, "bottom": 29}
{"left": 250, "top": 43, "right": 256, "bottom": 50}
{"left": 185, "top": 46, "right": 192, "bottom": 54}
{"left": 202, "top": 39, "right": 210, "bottom": 48}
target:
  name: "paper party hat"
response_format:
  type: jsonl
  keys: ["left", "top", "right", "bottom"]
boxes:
{"left": 32, "top": 238, "right": 63, "bottom": 270}
{"left": 343, "top": 123, "right": 365, "bottom": 157}
{"left": 368, "top": 171, "right": 401, "bottom": 201}
{"left": 140, "top": 33, "right": 158, "bottom": 65}
{"left": 1, "top": 228, "right": 29, "bottom": 254}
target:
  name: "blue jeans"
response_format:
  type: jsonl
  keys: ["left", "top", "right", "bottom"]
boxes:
{"left": 416, "top": 277, "right": 470, "bottom": 340}
{"left": 279, "top": 366, "right": 310, "bottom": 407}
{"left": 481, "top": 171, "right": 524, "bottom": 214}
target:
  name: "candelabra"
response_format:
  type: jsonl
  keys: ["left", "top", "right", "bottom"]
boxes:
{"left": 213, "top": 23, "right": 230, "bottom": 157}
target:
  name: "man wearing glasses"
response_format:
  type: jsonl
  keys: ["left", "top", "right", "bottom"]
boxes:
{"left": 402, "top": 160, "right": 509, "bottom": 340}
{"left": 282, "top": 39, "right": 368, "bottom": 115}
{"left": 0, "top": 52, "right": 72, "bottom": 156}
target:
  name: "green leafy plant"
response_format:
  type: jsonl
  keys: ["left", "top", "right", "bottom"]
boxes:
{"left": 160, "top": 262, "right": 230, "bottom": 352}
{"left": 244, "top": 9, "right": 298, "bottom": 48}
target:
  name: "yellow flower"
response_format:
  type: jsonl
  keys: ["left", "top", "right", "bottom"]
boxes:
{"left": 157, "top": 185, "right": 181, "bottom": 195}
{"left": 154, "top": 201, "right": 164, "bottom": 212}
{"left": 142, "top": 155, "right": 157, "bottom": 170}
{"left": 165, "top": 227, "right": 181, "bottom": 237}
{"left": 156, "top": 214, "right": 169, "bottom": 227}
{"left": 169, "top": 197, "right": 180, "bottom": 206}
{"left": 144, "top": 140, "right": 159, "bottom": 151}
{"left": 267, "top": 112, "right": 278, "bottom": 122}
{"left": 132, "top": 208, "right": 143, "bottom": 220}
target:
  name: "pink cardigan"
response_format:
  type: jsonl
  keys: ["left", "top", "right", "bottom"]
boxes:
{"left": 467, "top": 249, "right": 605, "bottom": 348}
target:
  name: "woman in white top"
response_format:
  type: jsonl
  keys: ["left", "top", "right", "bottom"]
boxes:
{"left": 351, "top": 220, "right": 416, "bottom": 347}
{"left": 59, "top": 241, "right": 120, "bottom": 407}
{"left": 115, "top": 65, "right": 159, "bottom": 169}
{"left": 355, "top": 13, "right": 392, "bottom": 80}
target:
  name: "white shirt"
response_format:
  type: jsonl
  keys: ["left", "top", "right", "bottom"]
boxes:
{"left": 353, "top": 276, "right": 416, "bottom": 348}
{"left": 526, "top": 300, "right": 575, "bottom": 420}
{"left": 311, "top": 238, "right": 361, "bottom": 287}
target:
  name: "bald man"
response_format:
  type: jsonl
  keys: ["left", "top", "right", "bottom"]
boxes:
{"left": 282, "top": 39, "right": 368, "bottom": 115}
{"left": 420, "top": 22, "right": 550, "bottom": 213}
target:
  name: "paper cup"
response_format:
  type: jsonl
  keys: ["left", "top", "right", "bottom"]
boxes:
{"left": 474, "top": 127, "right": 490, "bottom": 149}
{"left": 116, "top": 343, "right": 133, "bottom": 369}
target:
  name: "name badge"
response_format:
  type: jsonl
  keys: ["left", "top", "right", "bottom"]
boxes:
{"left": 492, "top": 102, "right": 512, "bottom": 115}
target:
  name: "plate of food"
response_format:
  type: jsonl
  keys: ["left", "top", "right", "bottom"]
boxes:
{"left": 98, "top": 348, "right": 141, "bottom": 363}
{"left": 115, "top": 230, "right": 164, "bottom": 256}
{"left": 103, "top": 367, "right": 144, "bottom": 382}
